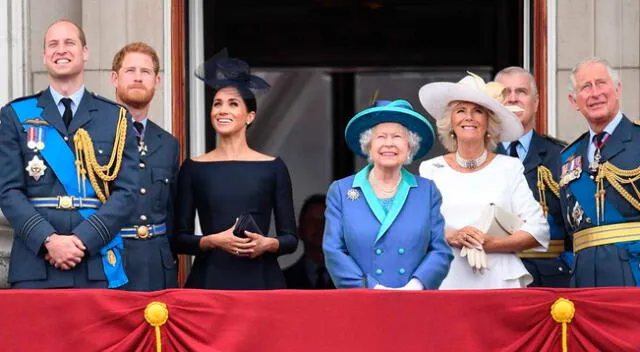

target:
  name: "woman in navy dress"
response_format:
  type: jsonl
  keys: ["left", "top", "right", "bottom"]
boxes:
{"left": 173, "top": 52, "right": 298, "bottom": 289}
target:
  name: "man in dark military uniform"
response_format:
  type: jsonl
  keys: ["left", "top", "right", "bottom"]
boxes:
{"left": 0, "top": 20, "right": 139, "bottom": 288}
{"left": 495, "top": 67, "right": 572, "bottom": 287}
{"left": 110, "top": 42, "right": 180, "bottom": 291}
{"left": 560, "top": 56, "right": 640, "bottom": 287}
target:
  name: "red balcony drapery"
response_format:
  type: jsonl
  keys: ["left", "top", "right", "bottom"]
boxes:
{"left": 0, "top": 288, "right": 638, "bottom": 351}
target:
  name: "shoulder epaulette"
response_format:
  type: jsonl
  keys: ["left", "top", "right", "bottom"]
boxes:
{"left": 633, "top": 120, "right": 640, "bottom": 127}
{"left": 89, "top": 91, "right": 126, "bottom": 109}
{"left": 542, "top": 134, "right": 568, "bottom": 147}
{"left": 561, "top": 131, "right": 589, "bottom": 155}
{"left": 8, "top": 91, "right": 42, "bottom": 105}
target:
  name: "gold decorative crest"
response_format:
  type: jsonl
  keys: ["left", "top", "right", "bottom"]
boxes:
{"left": 107, "top": 249, "right": 117, "bottom": 266}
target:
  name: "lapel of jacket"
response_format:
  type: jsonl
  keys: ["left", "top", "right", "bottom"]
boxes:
{"left": 37, "top": 88, "right": 67, "bottom": 136}
{"left": 523, "top": 130, "right": 545, "bottom": 174}
{"left": 374, "top": 168, "right": 417, "bottom": 243}
{"left": 602, "top": 115, "right": 632, "bottom": 163}
{"left": 68, "top": 91, "right": 98, "bottom": 134}
{"left": 142, "top": 121, "right": 163, "bottom": 158}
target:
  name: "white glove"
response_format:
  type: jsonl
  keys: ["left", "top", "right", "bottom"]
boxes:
{"left": 398, "top": 278, "right": 424, "bottom": 291}
{"left": 461, "top": 246, "right": 488, "bottom": 273}
{"left": 374, "top": 283, "right": 393, "bottom": 290}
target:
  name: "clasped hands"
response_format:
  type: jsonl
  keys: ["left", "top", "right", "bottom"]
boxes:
{"left": 200, "top": 220, "right": 278, "bottom": 259}
{"left": 44, "top": 233, "right": 86, "bottom": 270}
{"left": 454, "top": 226, "right": 488, "bottom": 273}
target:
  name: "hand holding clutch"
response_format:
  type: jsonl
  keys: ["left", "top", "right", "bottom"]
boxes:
{"left": 232, "top": 213, "right": 263, "bottom": 238}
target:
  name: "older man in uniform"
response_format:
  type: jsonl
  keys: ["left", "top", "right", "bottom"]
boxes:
{"left": 494, "top": 67, "right": 571, "bottom": 287}
{"left": 560, "top": 56, "right": 640, "bottom": 287}
{"left": 111, "top": 42, "right": 180, "bottom": 291}
{"left": 0, "top": 20, "right": 139, "bottom": 288}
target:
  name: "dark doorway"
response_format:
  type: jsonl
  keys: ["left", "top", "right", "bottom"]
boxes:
{"left": 200, "top": 0, "right": 524, "bottom": 179}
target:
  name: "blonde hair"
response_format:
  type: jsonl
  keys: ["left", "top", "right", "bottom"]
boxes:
{"left": 436, "top": 101, "right": 501, "bottom": 152}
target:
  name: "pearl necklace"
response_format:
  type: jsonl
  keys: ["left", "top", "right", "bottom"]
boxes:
{"left": 455, "top": 150, "right": 488, "bottom": 169}
{"left": 369, "top": 172, "right": 401, "bottom": 194}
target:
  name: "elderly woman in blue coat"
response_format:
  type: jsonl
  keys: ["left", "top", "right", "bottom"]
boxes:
{"left": 323, "top": 100, "right": 453, "bottom": 290}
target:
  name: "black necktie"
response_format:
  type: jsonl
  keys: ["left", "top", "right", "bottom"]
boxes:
{"left": 509, "top": 141, "right": 520, "bottom": 159}
{"left": 61, "top": 98, "right": 73, "bottom": 128}
{"left": 133, "top": 121, "right": 144, "bottom": 145}
{"left": 593, "top": 132, "right": 607, "bottom": 148}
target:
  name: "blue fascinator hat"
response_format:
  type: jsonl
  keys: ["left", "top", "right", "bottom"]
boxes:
{"left": 344, "top": 99, "right": 435, "bottom": 160}
{"left": 195, "top": 48, "right": 270, "bottom": 98}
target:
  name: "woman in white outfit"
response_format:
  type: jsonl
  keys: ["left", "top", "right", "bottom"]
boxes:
{"left": 418, "top": 73, "right": 549, "bottom": 289}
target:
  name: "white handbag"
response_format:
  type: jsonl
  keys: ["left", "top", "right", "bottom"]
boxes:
{"left": 477, "top": 203, "right": 524, "bottom": 237}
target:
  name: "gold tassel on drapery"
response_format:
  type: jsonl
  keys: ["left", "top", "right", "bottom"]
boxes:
{"left": 145, "top": 301, "right": 169, "bottom": 352}
{"left": 551, "top": 298, "right": 575, "bottom": 352}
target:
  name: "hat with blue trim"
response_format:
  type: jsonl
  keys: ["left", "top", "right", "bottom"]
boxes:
{"left": 344, "top": 99, "right": 435, "bottom": 160}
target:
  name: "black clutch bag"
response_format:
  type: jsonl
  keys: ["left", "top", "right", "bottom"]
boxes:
{"left": 233, "top": 213, "right": 263, "bottom": 238}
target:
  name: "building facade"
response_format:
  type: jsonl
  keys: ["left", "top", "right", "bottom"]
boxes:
{"left": 0, "top": 0, "right": 639, "bottom": 286}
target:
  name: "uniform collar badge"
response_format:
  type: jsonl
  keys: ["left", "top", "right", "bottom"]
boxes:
{"left": 25, "top": 155, "right": 47, "bottom": 181}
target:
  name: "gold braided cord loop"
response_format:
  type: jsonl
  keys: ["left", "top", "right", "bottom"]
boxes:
{"left": 537, "top": 166, "right": 560, "bottom": 217}
{"left": 594, "top": 161, "right": 640, "bottom": 223}
{"left": 73, "top": 107, "right": 128, "bottom": 203}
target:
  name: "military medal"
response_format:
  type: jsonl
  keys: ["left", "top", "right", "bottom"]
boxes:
{"left": 590, "top": 133, "right": 610, "bottom": 173}
{"left": 35, "top": 126, "right": 45, "bottom": 150}
{"left": 572, "top": 202, "right": 584, "bottom": 227}
{"left": 346, "top": 188, "right": 360, "bottom": 201}
{"left": 25, "top": 155, "right": 47, "bottom": 181}
{"left": 138, "top": 142, "right": 148, "bottom": 156}
{"left": 559, "top": 156, "right": 582, "bottom": 187}
{"left": 27, "top": 127, "right": 37, "bottom": 150}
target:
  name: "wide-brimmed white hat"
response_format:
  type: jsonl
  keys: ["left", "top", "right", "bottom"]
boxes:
{"left": 418, "top": 72, "right": 524, "bottom": 141}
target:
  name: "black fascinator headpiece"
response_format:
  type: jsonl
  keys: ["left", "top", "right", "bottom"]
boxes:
{"left": 195, "top": 48, "right": 270, "bottom": 98}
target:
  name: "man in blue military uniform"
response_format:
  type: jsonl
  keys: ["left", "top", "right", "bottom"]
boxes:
{"left": 560, "top": 56, "right": 640, "bottom": 287}
{"left": 111, "top": 42, "right": 180, "bottom": 291}
{"left": 494, "top": 67, "right": 572, "bottom": 287}
{"left": 0, "top": 20, "right": 139, "bottom": 288}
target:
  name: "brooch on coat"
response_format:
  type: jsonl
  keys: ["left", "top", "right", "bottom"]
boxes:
{"left": 346, "top": 188, "right": 360, "bottom": 201}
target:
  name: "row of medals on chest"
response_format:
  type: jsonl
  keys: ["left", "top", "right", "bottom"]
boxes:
{"left": 560, "top": 146, "right": 605, "bottom": 229}
{"left": 25, "top": 122, "right": 147, "bottom": 182}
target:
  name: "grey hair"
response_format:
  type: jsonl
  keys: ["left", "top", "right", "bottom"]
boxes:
{"left": 359, "top": 125, "right": 422, "bottom": 165}
{"left": 436, "top": 101, "right": 501, "bottom": 152}
{"left": 568, "top": 56, "right": 620, "bottom": 94}
{"left": 494, "top": 66, "right": 538, "bottom": 97}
